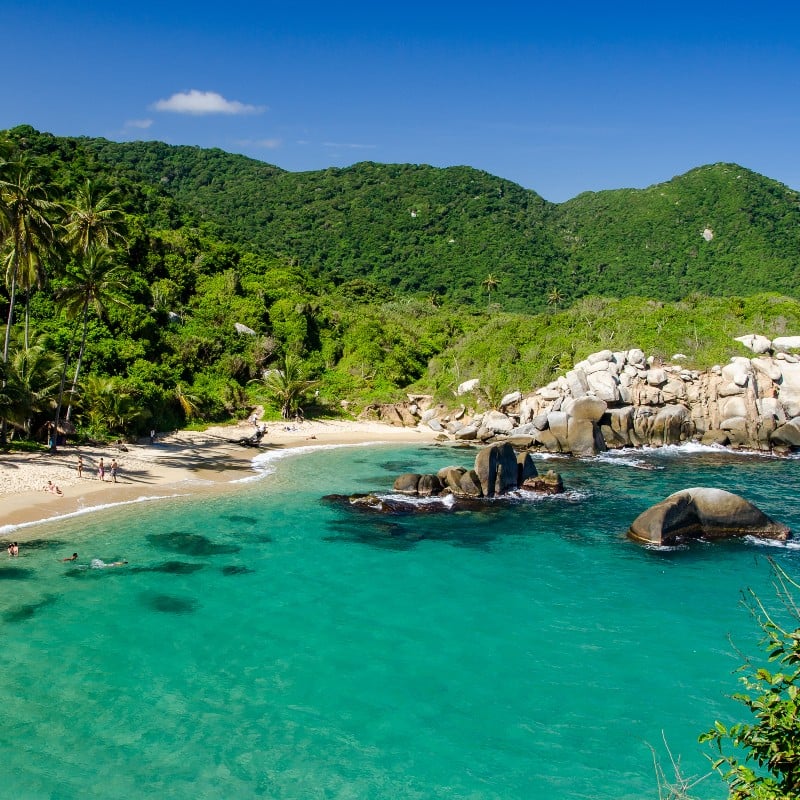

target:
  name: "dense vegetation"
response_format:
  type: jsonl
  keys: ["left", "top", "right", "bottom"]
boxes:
{"left": 700, "top": 560, "right": 800, "bottom": 799}
{"left": 2, "top": 125, "right": 799, "bottom": 446}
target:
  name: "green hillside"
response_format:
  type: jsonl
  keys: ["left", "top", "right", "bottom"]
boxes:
{"left": 7, "top": 126, "right": 800, "bottom": 313}
{"left": 2, "top": 125, "right": 800, "bottom": 445}
{"left": 555, "top": 163, "right": 800, "bottom": 301}
{"left": 80, "top": 138, "right": 559, "bottom": 309}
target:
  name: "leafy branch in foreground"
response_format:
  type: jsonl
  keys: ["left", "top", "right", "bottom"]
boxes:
{"left": 699, "top": 558, "right": 800, "bottom": 799}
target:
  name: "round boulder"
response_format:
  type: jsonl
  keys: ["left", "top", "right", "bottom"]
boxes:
{"left": 393, "top": 473, "right": 421, "bottom": 495}
{"left": 628, "top": 487, "right": 791, "bottom": 546}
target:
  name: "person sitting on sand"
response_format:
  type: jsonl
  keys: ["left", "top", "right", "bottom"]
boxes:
{"left": 61, "top": 553, "right": 78, "bottom": 562}
{"left": 44, "top": 480, "right": 63, "bottom": 495}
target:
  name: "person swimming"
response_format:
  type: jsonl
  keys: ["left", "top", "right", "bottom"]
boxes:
{"left": 61, "top": 553, "right": 79, "bottom": 562}
{"left": 90, "top": 559, "right": 128, "bottom": 569}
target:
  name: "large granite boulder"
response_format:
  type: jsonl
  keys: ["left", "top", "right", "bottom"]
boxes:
{"left": 417, "top": 474, "right": 443, "bottom": 496}
{"left": 735, "top": 334, "right": 772, "bottom": 354}
{"left": 393, "top": 473, "right": 421, "bottom": 494}
{"left": 517, "top": 452, "right": 538, "bottom": 485}
{"left": 628, "top": 487, "right": 791, "bottom": 546}
{"left": 474, "top": 442, "right": 519, "bottom": 497}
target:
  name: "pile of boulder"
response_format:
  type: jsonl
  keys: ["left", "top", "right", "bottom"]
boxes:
{"left": 362, "top": 334, "right": 800, "bottom": 456}
{"left": 392, "top": 442, "right": 563, "bottom": 499}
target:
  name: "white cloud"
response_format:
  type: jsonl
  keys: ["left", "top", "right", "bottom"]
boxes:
{"left": 152, "top": 90, "right": 265, "bottom": 115}
{"left": 124, "top": 118, "right": 153, "bottom": 130}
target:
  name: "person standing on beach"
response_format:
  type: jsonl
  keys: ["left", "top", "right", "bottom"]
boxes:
{"left": 77, "top": 456, "right": 83, "bottom": 478}
{"left": 98, "top": 457, "right": 105, "bottom": 481}
{"left": 110, "top": 459, "right": 118, "bottom": 483}
{"left": 150, "top": 429, "right": 155, "bottom": 445}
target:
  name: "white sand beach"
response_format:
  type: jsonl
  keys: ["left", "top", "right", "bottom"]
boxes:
{"left": 0, "top": 419, "right": 441, "bottom": 530}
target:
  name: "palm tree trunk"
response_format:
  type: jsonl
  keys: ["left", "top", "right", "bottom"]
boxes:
{"left": 2, "top": 266, "right": 18, "bottom": 364}
{"left": 24, "top": 290, "right": 30, "bottom": 350}
{"left": 1, "top": 268, "right": 18, "bottom": 448}
{"left": 51, "top": 339, "right": 74, "bottom": 453}
{"left": 65, "top": 299, "right": 90, "bottom": 422}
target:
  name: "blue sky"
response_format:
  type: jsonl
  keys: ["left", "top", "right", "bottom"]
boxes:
{"left": 3, "top": 1, "right": 799, "bottom": 202}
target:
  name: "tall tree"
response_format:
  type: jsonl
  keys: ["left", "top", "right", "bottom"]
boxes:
{"left": 481, "top": 273, "right": 500, "bottom": 307}
{"left": 0, "top": 167, "right": 57, "bottom": 445}
{"left": 7, "top": 333, "right": 62, "bottom": 437}
{"left": 0, "top": 167, "right": 56, "bottom": 359}
{"left": 63, "top": 179, "right": 127, "bottom": 256}
{"left": 55, "top": 246, "right": 129, "bottom": 422}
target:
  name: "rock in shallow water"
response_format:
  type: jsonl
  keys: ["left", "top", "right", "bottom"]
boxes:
{"left": 628, "top": 487, "right": 791, "bottom": 546}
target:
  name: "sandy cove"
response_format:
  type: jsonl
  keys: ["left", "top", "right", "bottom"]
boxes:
{"left": 0, "top": 419, "right": 440, "bottom": 532}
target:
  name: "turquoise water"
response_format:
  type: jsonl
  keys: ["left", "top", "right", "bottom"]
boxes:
{"left": 1, "top": 443, "right": 799, "bottom": 799}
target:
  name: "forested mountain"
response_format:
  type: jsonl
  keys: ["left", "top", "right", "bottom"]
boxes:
{"left": 11, "top": 126, "right": 798, "bottom": 312}
{"left": 555, "top": 164, "right": 800, "bottom": 300}
{"left": 2, "top": 125, "right": 799, "bottom": 444}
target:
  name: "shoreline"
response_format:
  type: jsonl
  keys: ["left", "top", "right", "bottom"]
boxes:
{"left": 0, "top": 419, "right": 441, "bottom": 534}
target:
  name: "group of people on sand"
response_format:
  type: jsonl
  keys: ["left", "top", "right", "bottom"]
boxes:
{"left": 74, "top": 455, "right": 119, "bottom": 483}
{"left": 43, "top": 455, "right": 121, "bottom": 497}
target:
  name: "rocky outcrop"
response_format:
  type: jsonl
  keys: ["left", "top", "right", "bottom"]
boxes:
{"left": 628, "top": 487, "right": 791, "bottom": 546}
{"left": 391, "top": 442, "right": 562, "bottom": 501}
{"left": 361, "top": 335, "right": 800, "bottom": 457}
{"left": 473, "top": 442, "right": 519, "bottom": 496}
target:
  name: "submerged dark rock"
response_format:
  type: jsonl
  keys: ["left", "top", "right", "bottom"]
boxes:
{"left": 223, "top": 514, "right": 258, "bottom": 526}
{"left": 3, "top": 594, "right": 58, "bottom": 623}
{"left": 0, "top": 566, "right": 35, "bottom": 581}
{"left": 628, "top": 487, "right": 791, "bottom": 546}
{"left": 324, "top": 493, "right": 451, "bottom": 515}
{"left": 146, "top": 532, "right": 240, "bottom": 556}
{"left": 140, "top": 592, "right": 198, "bottom": 614}
{"left": 129, "top": 561, "right": 207, "bottom": 575}
{"left": 221, "top": 565, "right": 255, "bottom": 576}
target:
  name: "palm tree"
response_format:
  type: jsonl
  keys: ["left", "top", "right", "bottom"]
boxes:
{"left": 258, "top": 353, "right": 318, "bottom": 419}
{"left": 0, "top": 168, "right": 56, "bottom": 360}
{"left": 173, "top": 382, "right": 201, "bottom": 422}
{"left": 0, "top": 357, "right": 22, "bottom": 435}
{"left": 55, "top": 246, "right": 129, "bottom": 423}
{"left": 547, "top": 287, "right": 564, "bottom": 308}
{"left": 74, "top": 374, "right": 145, "bottom": 437}
{"left": 481, "top": 273, "right": 499, "bottom": 307}
{"left": 7, "top": 333, "right": 62, "bottom": 437}
{"left": 0, "top": 168, "right": 57, "bottom": 446}
{"left": 63, "top": 179, "right": 127, "bottom": 256}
